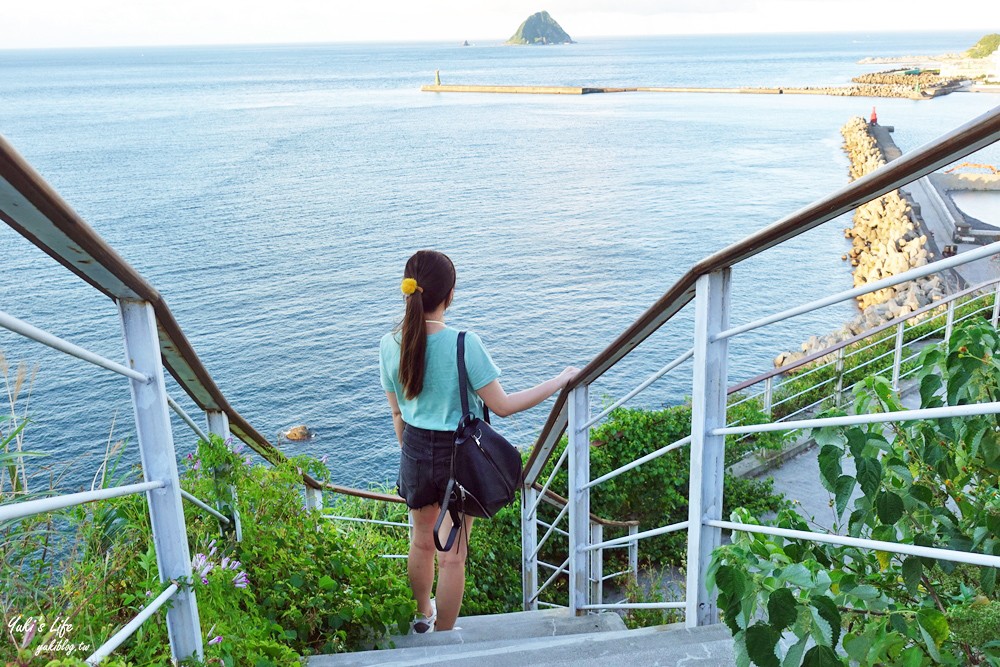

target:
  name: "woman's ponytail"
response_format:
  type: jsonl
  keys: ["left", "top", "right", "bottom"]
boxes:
{"left": 397, "top": 250, "right": 456, "bottom": 400}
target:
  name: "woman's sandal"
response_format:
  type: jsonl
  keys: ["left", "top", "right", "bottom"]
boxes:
{"left": 411, "top": 598, "right": 436, "bottom": 634}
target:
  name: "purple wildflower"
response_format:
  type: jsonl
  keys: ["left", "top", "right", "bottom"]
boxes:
{"left": 193, "top": 460, "right": 200, "bottom": 471}
{"left": 202, "top": 577, "right": 209, "bottom": 585}
{"left": 244, "top": 455, "right": 253, "bottom": 466}
{"left": 233, "top": 571, "right": 249, "bottom": 589}
{"left": 221, "top": 556, "right": 230, "bottom": 569}
{"left": 208, "top": 540, "right": 217, "bottom": 557}
{"left": 320, "top": 455, "right": 328, "bottom": 465}
{"left": 209, "top": 635, "right": 223, "bottom": 645}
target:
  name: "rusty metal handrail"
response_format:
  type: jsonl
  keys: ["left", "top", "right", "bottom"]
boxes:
{"left": 523, "top": 105, "right": 1000, "bottom": 484}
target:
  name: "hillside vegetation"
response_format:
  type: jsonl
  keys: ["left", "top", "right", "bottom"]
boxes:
{"left": 966, "top": 33, "right": 1000, "bottom": 59}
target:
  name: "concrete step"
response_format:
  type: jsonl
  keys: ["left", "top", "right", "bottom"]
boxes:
{"left": 379, "top": 607, "right": 626, "bottom": 650}
{"left": 307, "top": 616, "right": 733, "bottom": 666}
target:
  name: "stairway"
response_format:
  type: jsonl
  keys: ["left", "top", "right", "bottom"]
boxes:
{"left": 307, "top": 608, "right": 734, "bottom": 666}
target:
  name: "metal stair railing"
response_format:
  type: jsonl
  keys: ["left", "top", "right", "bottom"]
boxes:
{"left": 1, "top": 133, "right": 348, "bottom": 663}
{"left": 521, "top": 105, "right": 1000, "bottom": 625}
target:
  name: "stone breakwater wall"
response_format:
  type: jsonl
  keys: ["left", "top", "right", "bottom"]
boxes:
{"left": 773, "top": 117, "right": 944, "bottom": 368}
{"left": 852, "top": 71, "right": 963, "bottom": 89}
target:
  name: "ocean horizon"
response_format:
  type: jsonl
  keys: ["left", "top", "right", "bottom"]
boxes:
{"left": 1, "top": 32, "right": 998, "bottom": 492}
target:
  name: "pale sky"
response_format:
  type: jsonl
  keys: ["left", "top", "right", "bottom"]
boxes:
{"left": 4, "top": 0, "right": 999, "bottom": 49}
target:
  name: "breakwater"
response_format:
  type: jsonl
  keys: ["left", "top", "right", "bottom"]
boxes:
{"left": 774, "top": 117, "right": 945, "bottom": 368}
{"left": 422, "top": 84, "right": 957, "bottom": 100}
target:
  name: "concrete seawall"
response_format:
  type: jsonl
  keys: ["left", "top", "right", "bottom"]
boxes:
{"left": 422, "top": 84, "right": 953, "bottom": 100}
{"left": 774, "top": 117, "right": 947, "bottom": 368}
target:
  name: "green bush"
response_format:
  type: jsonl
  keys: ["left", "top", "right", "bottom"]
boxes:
{"left": 537, "top": 404, "right": 788, "bottom": 566}
{"left": 710, "top": 320, "right": 1000, "bottom": 666}
{"left": 2, "top": 434, "right": 414, "bottom": 666}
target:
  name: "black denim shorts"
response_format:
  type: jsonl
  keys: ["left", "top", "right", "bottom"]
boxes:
{"left": 398, "top": 424, "right": 455, "bottom": 510}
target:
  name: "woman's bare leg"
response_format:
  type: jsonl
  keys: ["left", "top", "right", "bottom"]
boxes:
{"left": 434, "top": 513, "right": 474, "bottom": 631}
{"left": 408, "top": 505, "right": 439, "bottom": 618}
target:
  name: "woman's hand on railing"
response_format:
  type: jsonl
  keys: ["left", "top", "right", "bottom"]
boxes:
{"left": 558, "top": 366, "right": 581, "bottom": 389}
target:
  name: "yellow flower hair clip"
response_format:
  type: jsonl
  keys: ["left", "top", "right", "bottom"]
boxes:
{"left": 400, "top": 278, "right": 423, "bottom": 296}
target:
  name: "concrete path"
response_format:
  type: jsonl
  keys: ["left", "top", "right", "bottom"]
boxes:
{"left": 759, "top": 384, "right": 920, "bottom": 531}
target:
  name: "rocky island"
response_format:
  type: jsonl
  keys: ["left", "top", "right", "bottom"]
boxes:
{"left": 859, "top": 33, "right": 1000, "bottom": 84}
{"left": 507, "top": 11, "right": 574, "bottom": 45}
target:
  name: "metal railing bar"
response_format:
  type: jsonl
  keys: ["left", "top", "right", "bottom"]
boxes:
{"left": 531, "top": 557, "right": 570, "bottom": 603}
{"left": 537, "top": 560, "right": 563, "bottom": 572}
{"left": 844, "top": 336, "right": 890, "bottom": 358}
{"left": 846, "top": 348, "right": 896, "bottom": 374}
{"left": 580, "top": 348, "right": 694, "bottom": 431}
{"left": 776, "top": 357, "right": 838, "bottom": 385}
{"left": 0, "top": 309, "right": 150, "bottom": 383}
{"left": 726, "top": 387, "right": 768, "bottom": 410}
{"left": 180, "top": 489, "right": 230, "bottom": 525}
{"left": 378, "top": 555, "right": 408, "bottom": 559}
{"left": 168, "top": 397, "right": 210, "bottom": 443}
{"left": 537, "top": 601, "right": 567, "bottom": 609}
{"left": 714, "top": 241, "right": 1000, "bottom": 342}
{"left": 726, "top": 277, "right": 1000, "bottom": 396}
{"left": 769, "top": 376, "right": 837, "bottom": 409}
{"left": 537, "top": 520, "right": 570, "bottom": 538}
{"left": 708, "top": 519, "right": 1000, "bottom": 569}
{"left": 527, "top": 446, "right": 570, "bottom": 518}
{"left": 321, "top": 515, "right": 410, "bottom": 528}
{"left": 714, "top": 401, "right": 1000, "bottom": 436}
{"left": 581, "top": 521, "right": 689, "bottom": 551}
{"left": 85, "top": 583, "right": 179, "bottom": 665}
{"left": 534, "top": 485, "right": 641, "bottom": 528}
{"left": 532, "top": 503, "right": 570, "bottom": 561}
{"left": 601, "top": 569, "right": 633, "bottom": 582}
{"left": 582, "top": 436, "right": 692, "bottom": 491}
{"left": 775, "top": 395, "right": 832, "bottom": 423}
{"left": 579, "top": 602, "right": 686, "bottom": 610}
{"left": 0, "top": 480, "right": 165, "bottom": 522}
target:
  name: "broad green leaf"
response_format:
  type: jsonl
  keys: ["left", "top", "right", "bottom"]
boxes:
{"left": 834, "top": 475, "right": 855, "bottom": 518}
{"left": 876, "top": 550, "right": 891, "bottom": 571}
{"left": 811, "top": 595, "right": 841, "bottom": 647}
{"left": 875, "top": 491, "right": 904, "bottom": 524}
{"left": 767, "top": 588, "right": 797, "bottom": 631}
{"left": 918, "top": 624, "right": 942, "bottom": 663}
{"left": 734, "top": 632, "right": 752, "bottom": 667}
{"left": 889, "top": 613, "right": 908, "bottom": 635}
{"left": 919, "top": 374, "right": 942, "bottom": 408}
{"left": 318, "top": 575, "right": 336, "bottom": 590}
{"left": 846, "top": 428, "right": 867, "bottom": 459}
{"left": 745, "top": 623, "right": 781, "bottom": 667}
{"left": 780, "top": 563, "right": 813, "bottom": 588}
{"left": 909, "top": 484, "right": 933, "bottom": 505}
{"left": 818, "top": 445, "right": 843, "bottom": 492}
{"left": 808, "top": 606, "right": 832, "bottom": 646}
{"left": 900, "top": 646, "right": 925, "bottom": 667}
{"left": 901, "top": 556, "right": 922, "bottom": 595}
{"left": 982, "top": 564, "right": 997, "bottom": 595}
{"left": 843, "top": 632, "right": 872, "bottom": 664}
{"left": 801, "top": 645, "right": 841, "bottom": 667}
{"left": 917, "top": 608, "right": 948, "bottom": 648}
{"left": 782, "top": 635, "right": 809, "bottom": 667}
{"left": 848, "top": 585, "right": 879, "bottom": 600}
{"left": 856, "top": 457, "right": 882, "bottom": 499}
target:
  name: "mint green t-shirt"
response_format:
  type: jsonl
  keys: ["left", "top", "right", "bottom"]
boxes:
{"left": 380, "top": 327, "right": 501, "bottom": 432}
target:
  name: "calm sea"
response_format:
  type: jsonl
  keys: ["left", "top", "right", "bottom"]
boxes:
{"left": 1, "top": 33, "right": 998, "bottom": 491}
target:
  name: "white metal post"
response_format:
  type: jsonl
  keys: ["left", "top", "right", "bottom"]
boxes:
{"left": 305, "top": 484, "right": 324, "bottom": 511}
{"left": 834, "top": 348, "right": 846, "bottom": 407}
{"left": 590, "top": 523, "right": 603, "bottom": 608}
{"left": 685, "top": 269, "right": 731, "bottom": 628}
{"left": 567, "top": 383, "right": 591, "bottom": 615}
{"left": 628, "top": 524, "right": 639, "bottom": 579}
{"left": 119, "top": 300, "right": 203, "bottom": 663}
{"left": 945, "top": 300, "right": 955, "bottom": 342}
{"left": 891, "top": 322, "right": 905, "bottom": 392}
{"left": 521, "top": 485, "right": 539, "bottom": 611}
{"left": 206, "top": 410, "right": 242, "bottom": 542}
{"left": 992, "top": 282, "right": 1000, "bottom": 328}
{"left": 763, "top": 377, "right": 773, "bottom": 417}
